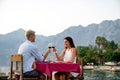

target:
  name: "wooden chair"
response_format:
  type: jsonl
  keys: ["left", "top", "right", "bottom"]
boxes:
{"left": 73, "top": 57, "right": 84, "bottom": 80}
{"left": 54, "top": 72, "right": 68, "bottom": 80}
{"left": 9, "top": 54, "right": 43, "bottom": 80}
{"left": 62, "top": 57, "right": 84, "bottom": 80}
{"left": 76, "top": 57, "right": 84, "bottom": 77}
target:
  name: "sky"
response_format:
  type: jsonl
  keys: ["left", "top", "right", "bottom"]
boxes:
{"left": 0, "top": 0, "right": 120, "bottom": 36}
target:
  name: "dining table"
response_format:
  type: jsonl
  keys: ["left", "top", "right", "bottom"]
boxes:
{"left": 35, "top": 61, "right": 82, "bottom": 80}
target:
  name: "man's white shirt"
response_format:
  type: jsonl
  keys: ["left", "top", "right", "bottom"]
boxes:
{"left": 18, "top": 40, "right": 44, "bottom": 73}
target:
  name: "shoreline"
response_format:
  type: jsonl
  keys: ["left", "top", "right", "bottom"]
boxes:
{"left": 83, "top": 65, "right": 120, "bottom": 72}
{"left": 0, "top": 65, "right": 120, "bottom": 76}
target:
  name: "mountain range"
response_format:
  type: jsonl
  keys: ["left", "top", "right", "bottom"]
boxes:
{"left": 0, "top": 19, "right": 120, "bottom": 66}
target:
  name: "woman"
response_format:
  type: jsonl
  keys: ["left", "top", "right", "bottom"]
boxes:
{"left": 52, "top": 36, "right": 77, "bottom": 80}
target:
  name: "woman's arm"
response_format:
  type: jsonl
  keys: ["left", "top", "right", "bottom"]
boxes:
{"left": 53, "top": 48, "right": 66, "bottom": 61}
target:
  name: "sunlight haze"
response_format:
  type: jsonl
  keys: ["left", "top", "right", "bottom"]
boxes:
{"left": 0, "top": 0, "right": 120, "bottom": 36}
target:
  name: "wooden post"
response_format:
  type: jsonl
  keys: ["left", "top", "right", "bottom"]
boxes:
{"left": 81, "top": 58, "right": 84, "bottom": 76}
{"left": 77, "top": 57, "right": 84, "bottom": 77}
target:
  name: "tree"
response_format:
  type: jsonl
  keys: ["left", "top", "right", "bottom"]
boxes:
{"left": 95, "top": 36, "right": 101, "bottom": 48}
{"left": 104, "top": 50, "right": 120, "bottom": 62}
{"left": 95, "top": 36, "right": 107, "bottom": 65}
{"left": 100, "top": 37, "right": 107, "bottom": 49}
{"left": 77, "top": 46, "right": 88, "bottom": 57}
{"left": 95, "top": 36, "right": 107, "bottom": 49}
{"left": 110, "top": 40, "right": 118, "bottom": 50}
{"left": 77, "top": 37, "right": 120, "bottom": 65}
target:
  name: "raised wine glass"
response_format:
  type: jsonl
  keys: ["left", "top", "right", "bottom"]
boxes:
{"left": 48, "top": 43, "right": 52, "bottom": 49}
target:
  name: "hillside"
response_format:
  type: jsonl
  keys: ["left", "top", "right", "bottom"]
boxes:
{"left": 0, "top": 19, "right": 120, "bottom": 66}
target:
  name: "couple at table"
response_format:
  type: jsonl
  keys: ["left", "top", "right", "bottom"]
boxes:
{"left": 18, "top": 29, "right": 77, "bottom": 80}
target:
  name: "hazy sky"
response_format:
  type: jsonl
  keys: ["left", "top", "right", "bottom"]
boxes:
{"left": 0, "top": 0, "right": 120, "bottom": 36}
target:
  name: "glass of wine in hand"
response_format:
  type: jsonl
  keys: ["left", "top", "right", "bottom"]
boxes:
{"left": 48, "top": 43, "right": 55, "bottom": 62}
{"left": 51, "top": 44, "right": 55, "bottom": 49}
{"left": 48, "top": 43, "right": 52, "bottom": 49}
{"left": 48, "top": 43, "right": 51, "bottom": 49}
{"left": 48, "top": 43, "right": 55, "bottom": 49}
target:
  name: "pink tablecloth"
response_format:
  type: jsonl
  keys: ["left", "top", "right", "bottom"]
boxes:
{"left": 36, "top": 62, "right": 82, "bottom": 76}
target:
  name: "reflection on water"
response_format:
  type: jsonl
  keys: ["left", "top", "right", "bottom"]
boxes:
{"left": 84, "top": 70, "right": 120, "bottom": 80}
{"left": 1, "top": 67, "right": 120, "bottom": 80}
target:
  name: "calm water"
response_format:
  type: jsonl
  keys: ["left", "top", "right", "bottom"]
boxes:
{"left": 1, "top": 67, "right": 120, "bottom": 80}
{"left": 84, "top": 70, "right": 120, "bottom": 80}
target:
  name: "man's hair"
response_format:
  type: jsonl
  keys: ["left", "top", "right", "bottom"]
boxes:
{"left": 25, "top": 30, "right": 35, "bottom": 40}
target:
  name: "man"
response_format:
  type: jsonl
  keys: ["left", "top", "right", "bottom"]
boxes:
{"left": 18, "top": 30, "right": 50, "bottom": 79}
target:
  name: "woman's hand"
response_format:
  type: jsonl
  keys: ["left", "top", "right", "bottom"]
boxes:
{"left": 63, "top": 47, "right": 67, "bottom": 53}
{"left": 52, "top": 47, "right": 57, "bottom": 53}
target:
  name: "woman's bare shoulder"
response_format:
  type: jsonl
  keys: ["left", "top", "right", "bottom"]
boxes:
{"left": 71, "top": 48, "right": 77, "bottom": 51}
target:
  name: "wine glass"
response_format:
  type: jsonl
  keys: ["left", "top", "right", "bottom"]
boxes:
{"left": 48, "top": 43, "right": 52, "bottom": 49}
{"left": 51, "top": 43, "right": 55, "bottom": 49}
{"left": 48, "top": 43, "right": 55, "bottom": 49}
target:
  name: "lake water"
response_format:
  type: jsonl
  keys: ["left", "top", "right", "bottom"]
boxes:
{"left": 84, "top": 70, "right": 120, "bottom": 80}
{"left": 1, "top": 67, "right": 120, "bottom": 80}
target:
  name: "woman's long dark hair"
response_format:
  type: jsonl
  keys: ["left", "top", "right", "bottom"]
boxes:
{"left": 64, "top": 36, "right": 75, "bottom": 48}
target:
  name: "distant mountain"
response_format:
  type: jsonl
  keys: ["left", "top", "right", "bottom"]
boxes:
{"left": 0, "top": 19, "right": 120, "bottom": 66}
